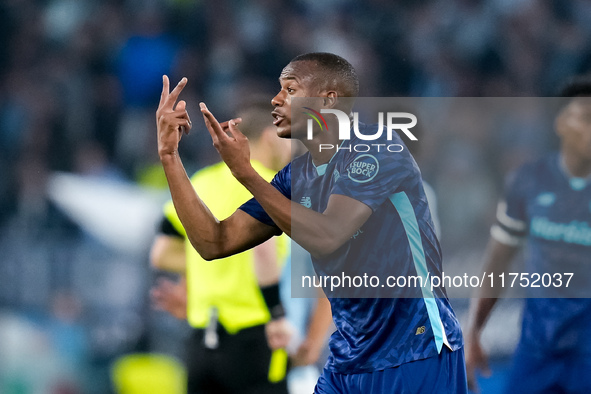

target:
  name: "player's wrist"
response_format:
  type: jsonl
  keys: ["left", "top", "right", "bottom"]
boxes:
{"left": 466, "top": 327, "right": 482, "bottom": 343}
{"left": 230, "top": 163, "right": 256, "bottom": 182}
{"left": 159, "top": 149, "right": 180, "bottom": 162}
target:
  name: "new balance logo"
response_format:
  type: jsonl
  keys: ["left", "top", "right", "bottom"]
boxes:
{"left": 300, "top": 197, "right": 312, "bottom": 208}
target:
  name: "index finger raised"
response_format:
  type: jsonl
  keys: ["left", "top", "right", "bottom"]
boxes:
{"left": 200, "top": 102, "right": 230, "bottom": 143}
{"left": 163, "top": 77, "right": 188, "bottom": 110}
{"left": 159, "top": 75, "right": 170, "bottom": 107}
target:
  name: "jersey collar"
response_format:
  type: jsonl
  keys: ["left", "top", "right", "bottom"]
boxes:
{"left": 312, "top": 139, "right": 348, "bottom": 176}
{"left": 558, "top": 154, "right": 591, "bottom": 191}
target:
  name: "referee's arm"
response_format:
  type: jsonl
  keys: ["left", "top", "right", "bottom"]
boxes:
{"left": 150, "top": 216, "right": 186, "bottom": 274}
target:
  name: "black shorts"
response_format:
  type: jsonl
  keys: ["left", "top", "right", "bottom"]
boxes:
{"left": 186, "top": 324, "right": 288, "bottom": 394}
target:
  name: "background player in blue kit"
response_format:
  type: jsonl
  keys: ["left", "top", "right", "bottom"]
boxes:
{"left": 466, "top": 78, "right": 591, "bottom": 393}
{"left": 156, "top": 52, "right": 467, "bottom": 393}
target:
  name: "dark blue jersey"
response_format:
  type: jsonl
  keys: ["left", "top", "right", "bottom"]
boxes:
{"left": 492, "top": 153, "right": 591, "bottom": 354}
{"left": 240, "top": 125, "right": 463, "bottom": 373}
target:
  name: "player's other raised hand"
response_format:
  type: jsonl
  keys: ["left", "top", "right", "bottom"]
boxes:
{"left": 200, "top": 102, "right": 253, "bottom": 179}
{"left": 156, "top": 75, "right": 192, "bottom": 158}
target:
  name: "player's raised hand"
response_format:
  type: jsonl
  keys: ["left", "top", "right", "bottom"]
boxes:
{"left": 200, "top": 102, "right": 253, "bottom": 178}
{"left": 465, "top": 334, "right": 491, "bottom": 393}
{"left": 156, "top": 75, "right": 192, "bottom": 159}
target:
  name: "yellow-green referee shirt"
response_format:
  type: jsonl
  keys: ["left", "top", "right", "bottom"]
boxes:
{"left": 163, "top": 160, "right": 289, "bottom": 334}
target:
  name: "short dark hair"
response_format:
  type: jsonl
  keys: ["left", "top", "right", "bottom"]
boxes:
{"left": 290, "top": 52, "right": 359, "bottom": 97}
{"left": 559, "top": 75, "right": 591, "bottom": 97}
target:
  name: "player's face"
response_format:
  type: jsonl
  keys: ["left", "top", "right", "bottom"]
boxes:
{"left": 271, "top": 61, "right": 320, "bottom": 139}
{"left": 557, "top": 98, "right": 591, "bottom": 161}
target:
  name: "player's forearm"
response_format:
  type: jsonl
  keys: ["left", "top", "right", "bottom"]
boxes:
{"left": 467, "top": 239, "right": 519, "bottom": 337}
{"left": 234, "top": 169, "right": 350, "bottom": 257}
{"left": 160, "top": 154, "right": 225, "bottom": 259}
{"left": 306, "top": 296, "right": 333, "bottom": 344}
{"left": 232, "top": 167, "right": 292, "bottom": 234}
{"left": 474, "top": 239, "right": 519, "bottom": 299}
{"left": 467, "top": 297, "right": 498, "bottom": 341}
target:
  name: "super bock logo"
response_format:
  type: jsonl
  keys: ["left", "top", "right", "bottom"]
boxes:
{"left": 347, "top": 154, "right": 379, "bottom": 183}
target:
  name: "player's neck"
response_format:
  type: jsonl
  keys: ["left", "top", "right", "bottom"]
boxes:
{"left": 299, "top": 132, "right": 341, "bottom": 166}
{"left": 561, "top": 151, "right": 591, "bottom": 179}
{"left": 298, "top": 115, "right": 344, "bottom": 165}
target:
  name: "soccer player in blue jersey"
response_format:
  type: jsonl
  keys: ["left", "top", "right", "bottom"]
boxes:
{"left": 156, "top": 52, "right": 467, "bottom": 393}
{"left": 466, "top": 78, "right": 591, "bottom": 393}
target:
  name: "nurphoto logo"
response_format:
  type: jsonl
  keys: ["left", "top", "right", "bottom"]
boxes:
{"left": 303, "top": 108, "right": 418, "bottom": 152}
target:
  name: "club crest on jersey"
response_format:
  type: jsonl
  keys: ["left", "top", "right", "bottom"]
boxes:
{"left": 347, "top": 154, "right": 379, "bottom": 183}
{"left": 300, "top": 196, "right": 312, "bottom": 208}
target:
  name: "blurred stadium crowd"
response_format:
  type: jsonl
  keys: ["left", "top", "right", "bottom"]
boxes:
{"left": 1, "top": 0, "right": 591, "bottom": 392}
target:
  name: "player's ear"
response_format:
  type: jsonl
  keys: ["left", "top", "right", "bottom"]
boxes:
{"left": 324, "top": 92, "right": 338, "bottom": 108}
